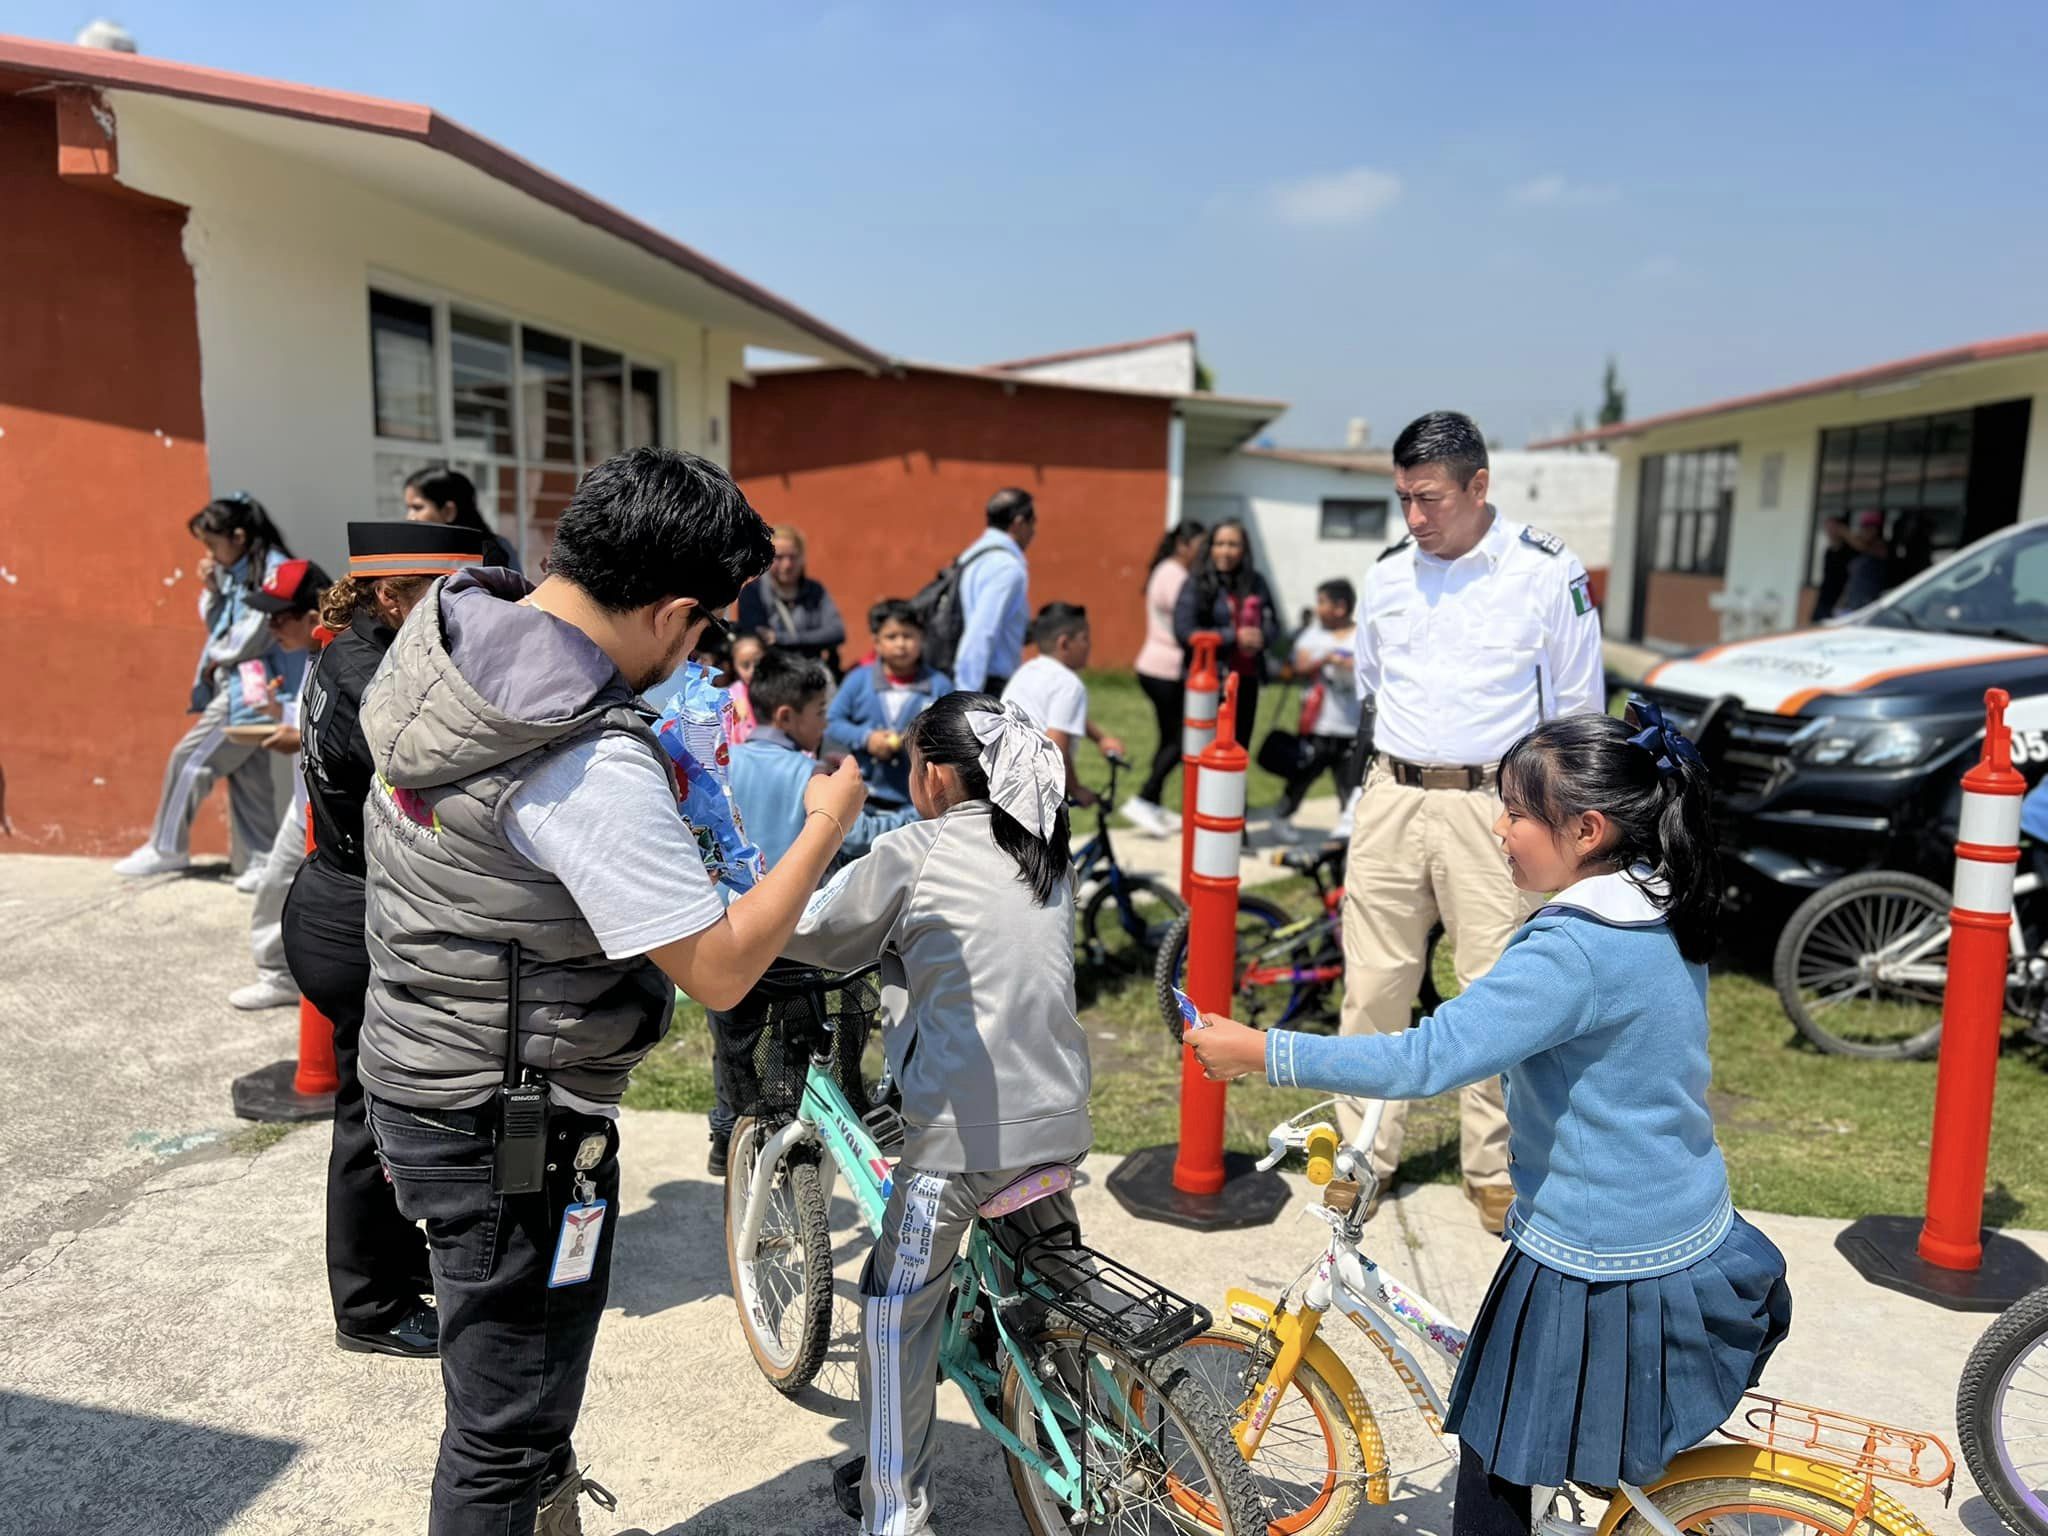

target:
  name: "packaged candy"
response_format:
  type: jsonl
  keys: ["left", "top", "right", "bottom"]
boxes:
{"left": 654, "top": 661, "right": 766, "bottom": 894}
{"left": 237, "top": 659, "right": 272, "bottom": 710}
{"left": 1172, "top": 986, "right": 1206, "bottom": 1034}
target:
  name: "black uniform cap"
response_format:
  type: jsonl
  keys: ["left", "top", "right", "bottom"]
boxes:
{"left": 346, "top": 521, "right": 487, "bottom": 580}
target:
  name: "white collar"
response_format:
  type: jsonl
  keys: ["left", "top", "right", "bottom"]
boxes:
{"left": 1542, "top": 865, "right": 1670, "bottom": 928}
{"left": 1415, "top": 506, "right": 1508, "bottom": 571}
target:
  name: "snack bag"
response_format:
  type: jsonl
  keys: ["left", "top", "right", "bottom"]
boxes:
{"left": 654, "top": 661, "right": 766, "bottom": 894}
{"left": 1171, "top": 985, "right": 1206, "bottom": 1034}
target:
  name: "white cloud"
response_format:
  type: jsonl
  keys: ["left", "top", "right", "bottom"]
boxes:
{"left": 1509, "top": 173, "right": 1620, "bottom": 208}
{"left": 1266, "top": 166, "right": 1403, "bottom": 227}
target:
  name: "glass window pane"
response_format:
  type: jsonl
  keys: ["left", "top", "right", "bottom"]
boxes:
{"left": 630, "top": 367, "right": 662, "bottom": 448}
{"left": 1926, "top": 410, "right": 1972, "bottom": 488}
{"left": 450, "top": 311, "right": 515, "bottom": 457}
{"left": 369, "top": 291, "right": 438, "bottom": 442}
{"left": 1659, "top": 453, "right": 1683, "bottom": 515}
{"left": 1848, "top": 424, "right": 1887, "bottom": 502}
{"left": 1697, "top": 509, "right": 1721, "bottom": 575}
{"left": 581, "top": 345, "right": 626, "bottom": 464}
{"left": 1654, "top": 511, "right": 1677, "bottom": 569}
{"left": 1816, "top": 429, "right": 1851, "bottom": 498}
{"left": 521, "top": 328, "right": 576, "bottom": 465}
{"left": 373, "top": 451, "right": 438, "bottom": 519}
{"left": 1676, "top": 509, "right": 1698, "bottom": 571}
{"left": 520, "top": 466, "right": 579, "bottom": 572}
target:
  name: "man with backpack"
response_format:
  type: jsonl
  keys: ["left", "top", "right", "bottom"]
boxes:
{"left": 934, "top": 488, "right": 1035, "bottom": 694}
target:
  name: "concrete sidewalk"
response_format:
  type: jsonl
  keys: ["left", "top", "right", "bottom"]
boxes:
{"left": 0, "top": 853, "right": 2018, "bottom": 1535}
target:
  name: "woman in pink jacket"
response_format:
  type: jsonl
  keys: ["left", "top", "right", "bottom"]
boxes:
{"left": 1122, "top": 520, "right": 1206, "bottom": 837}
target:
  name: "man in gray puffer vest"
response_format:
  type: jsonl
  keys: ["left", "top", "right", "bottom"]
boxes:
{"left": 356, "top": 448, "right": 869, "bottom": 1536}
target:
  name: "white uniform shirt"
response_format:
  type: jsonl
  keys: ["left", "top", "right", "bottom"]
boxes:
{"left": 1357, "top": 510, "right": 1604, "bottom": 765}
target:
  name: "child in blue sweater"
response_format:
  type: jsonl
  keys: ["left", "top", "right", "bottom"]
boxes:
{"left": 825, "top": 599, "right": 953, "bottom": 809}
{"left": 1192, "top": 699, "right": 1791, "bottom": 1536}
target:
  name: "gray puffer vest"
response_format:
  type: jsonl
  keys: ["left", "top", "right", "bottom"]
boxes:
{"left": 357, "top": 568, "right": 674, "bottom": 1110}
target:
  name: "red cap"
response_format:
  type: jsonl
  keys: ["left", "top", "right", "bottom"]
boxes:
{"left": 248, "top": 558, "right": 331, "bottom": 614}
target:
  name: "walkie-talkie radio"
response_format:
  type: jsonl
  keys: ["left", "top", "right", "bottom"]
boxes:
{"left": 493, "top": 939, "right": 547, "bottom": 1195}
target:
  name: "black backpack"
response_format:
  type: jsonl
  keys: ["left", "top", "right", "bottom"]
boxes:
{"left": 910, "top": 545, "right": 1004, "bottom": 676}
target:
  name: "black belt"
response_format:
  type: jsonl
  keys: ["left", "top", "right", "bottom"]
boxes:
{"left": 1379, "top": 754, "right": 1499, "bottom": 791}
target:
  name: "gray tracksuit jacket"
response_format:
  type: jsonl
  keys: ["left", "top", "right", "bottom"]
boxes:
{"left": 782, "top": 801, "right": 1092, "bottom": 1173}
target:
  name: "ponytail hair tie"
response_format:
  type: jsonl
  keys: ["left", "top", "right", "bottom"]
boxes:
{"left": 1624, "top": 695, "right": 1703, "bottom": 780}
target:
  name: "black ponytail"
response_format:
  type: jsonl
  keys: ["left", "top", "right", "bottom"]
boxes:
{"left": 1498, "top": 712, "right": 1721, "bottom": 963}
{"left": 187, "top": 492, "right": 291, "bottom": 578}
{"left": 906, "top": 690, "right": 1071, "bottom": 905}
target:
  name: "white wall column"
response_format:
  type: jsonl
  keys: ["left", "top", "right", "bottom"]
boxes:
{"left": 1165, "top": 412, "right": 1186, "bottom": 529}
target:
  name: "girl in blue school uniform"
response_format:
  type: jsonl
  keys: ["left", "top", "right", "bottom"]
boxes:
{"left": 1191, "top": 699, "right": 1792, "bottom": 1536}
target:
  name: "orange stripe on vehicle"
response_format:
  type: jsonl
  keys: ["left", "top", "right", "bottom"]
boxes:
{"left": 1644, "top": 640, "right": 1744, "bottom": 688}
{"left": 1777, "top": 647, "right": 2048, "bottom": 716}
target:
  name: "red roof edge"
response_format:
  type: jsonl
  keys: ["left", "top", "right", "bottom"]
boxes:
{"left": 0, "top": 34, "right": 888, "bottom": 371}
{"left": 987, "top": 329, "right": 1198, "bottom": 372}
{"left": 1529, "top": 329, "right": 2048, "bottom": 449}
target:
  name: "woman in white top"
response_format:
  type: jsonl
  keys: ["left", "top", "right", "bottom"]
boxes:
{"left": 1274, "top": 576, "right": 1363, "bottom": 839}
{"left": 1123, "top": 520, "right": 1206, "bottom": 837}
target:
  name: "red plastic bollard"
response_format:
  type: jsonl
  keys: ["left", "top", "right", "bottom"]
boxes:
{"left": 1920, "top": 688, "right": 2025, "bottom": 1271}
{"left": 1174, "top": 672, "right": 1246, "bottom": 1197}
{"left": 1179, "top": 633, "right": 1222, "bottom": 899}
{"left": 294, "top": 998, "right": 341, "bottom": 1096}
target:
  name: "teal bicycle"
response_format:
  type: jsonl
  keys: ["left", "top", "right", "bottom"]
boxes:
{"left": 721, "top": 964, "right": 1266, "bottom": 1534}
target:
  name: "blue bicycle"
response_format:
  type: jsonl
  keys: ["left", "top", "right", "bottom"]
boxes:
{"left": 721, "top": 965, "right": 1265, "bottom": 1534}
{"left": 1075, "top": 752, "right": 1187, "bottom": 976}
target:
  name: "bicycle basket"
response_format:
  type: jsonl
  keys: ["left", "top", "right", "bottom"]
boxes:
{"left": 720, "top": 962, "right": 881, "bottom": 1123}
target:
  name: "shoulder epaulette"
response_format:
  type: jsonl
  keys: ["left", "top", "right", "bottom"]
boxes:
{"left": 1376, "top": 536, "right": 1413, "bottom": 563}
{"left": 1520, "top": 526, "right": 1564, "bottom": 557}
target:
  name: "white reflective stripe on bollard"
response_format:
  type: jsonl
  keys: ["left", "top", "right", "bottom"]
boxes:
{"left": 1193, "top": 827, "right": 1242, "bottom": 878}
{"left": 1953, "top": 856, "right": 2019, "bottom": 919}
{"left": 1196, "top": 769, "right": 1246, "bottom": 820}
{"left": 1183, "top": 724, "right": 1217, "bottom": 755}
{"left": 1958, "top": 792, "right": 2024, "bottom": 848}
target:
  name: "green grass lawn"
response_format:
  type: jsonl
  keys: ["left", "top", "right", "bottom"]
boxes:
{"left": 1072, "top": 668, "right": 1300, "bottom": 816}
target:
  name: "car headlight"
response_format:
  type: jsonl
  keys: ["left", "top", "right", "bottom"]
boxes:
{"left": 1798, "top": 719, "right": 1938, "bottom": 768}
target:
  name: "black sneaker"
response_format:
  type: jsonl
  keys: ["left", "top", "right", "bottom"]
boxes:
{"left": 336, "top": 1300, "right": 438, "bottom": 1358}
{"left": 707, "top": 1132, "right": 730, "bottom": 1179}
{"left": 831, "top": 1457, "right": 864, "bottom": 1521}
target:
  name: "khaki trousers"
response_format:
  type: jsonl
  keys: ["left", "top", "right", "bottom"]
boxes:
{"left": 1338, "top": 760, "right": 1539, "bottom": 1189}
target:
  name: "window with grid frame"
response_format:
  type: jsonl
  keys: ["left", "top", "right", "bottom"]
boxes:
{"left": 369, "top": 287, "right": 666, "bottom": 571}
{"left": 1804, "top": 411, "right": 1972, "bottom": 586}
{"left": 1319, "top": 497, "right": 1391, "bottom": 541}
{"left": 1638, "top": 445, "right": 1738, "bottom": 578}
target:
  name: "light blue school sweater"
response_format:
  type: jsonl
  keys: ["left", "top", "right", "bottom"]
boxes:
{"left": 727, "top": 727, "right": 917, "bottom": 875}
{"left": 1266, "top": 869, "right": 1733, "bottom": 1280}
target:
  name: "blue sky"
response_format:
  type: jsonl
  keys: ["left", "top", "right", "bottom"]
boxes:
{"left": 21, "top": 2, "right": 2048, "bottom": 446}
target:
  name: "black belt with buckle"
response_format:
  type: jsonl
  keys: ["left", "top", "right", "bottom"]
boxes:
{"left": 1380, "top": 755, "right": 1499, "bottom": 791}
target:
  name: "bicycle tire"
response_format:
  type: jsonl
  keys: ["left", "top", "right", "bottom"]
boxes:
{"left": 1153, "top": 895, "right": 1307, "bottom": 1045}
{"left": 1611, "top": 1473, "right": 1921, "bottom": 1536}
{"left": 1177, "top": 1324, "right": 1372, "bottom": 1536}
{"left": 1000, "top": 1328, "right": 1268, "bottom": 1536}
{"left": 1959, "top": 1283, "right": 2048, "bottom": 1536}
{"left": 1081, "top": 875, "right": 1189, "bottom": 976}
{"left": 723, "top": 1114, "right": 833, "bottom": 1394}
{"left": 1773, "top": 871, "right": 1952, "bottom": 1060}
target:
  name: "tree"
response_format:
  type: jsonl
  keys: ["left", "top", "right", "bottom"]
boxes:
{"left": 1598, "top": 357, "right": 1626, "bottom": 427}
{"left": 1193, "top": 358, "right": 1215, "bottom": 393}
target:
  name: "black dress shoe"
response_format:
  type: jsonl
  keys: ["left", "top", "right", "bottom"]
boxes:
{"left": 336, "top": 1301, "right": 439, "bottom": 1358}
{"left": 708, "top": 1133, "right": 730, "bottom": 1179}
{"left": 831, "top": 1457, "right": 864, "bottom": 1521}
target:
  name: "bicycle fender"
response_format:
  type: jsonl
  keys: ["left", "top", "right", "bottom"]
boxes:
{"left": 1221, "top": 1290, "right": 1393, "bottom": 1505}
{"left": 1590, "top": 1445, "right": 1933, "bottom": 1536}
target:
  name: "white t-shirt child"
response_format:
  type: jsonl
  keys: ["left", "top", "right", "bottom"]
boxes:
{"left": 1001, "top": 654, "right": 1089, "bottom": 738}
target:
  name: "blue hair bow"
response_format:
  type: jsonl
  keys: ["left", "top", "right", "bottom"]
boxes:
{"left": 1625, "top": 696, "right": 1703, "bottom": 778}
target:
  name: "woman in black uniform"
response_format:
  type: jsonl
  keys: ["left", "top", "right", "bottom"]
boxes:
{"left": 284, "top": 521, "right": 485, "bottom": 1357}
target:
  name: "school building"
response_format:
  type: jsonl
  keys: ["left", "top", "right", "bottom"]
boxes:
{"left": 1533, "top": 332, "right": 2048, "bottom": 651}
{"left": 0, "top": 33, "right": 880, "bottom": 855}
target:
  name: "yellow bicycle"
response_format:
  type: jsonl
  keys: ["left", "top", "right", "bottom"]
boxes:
{"left": 1176, "top": 1100, "right": 1956, "bottom": 1536}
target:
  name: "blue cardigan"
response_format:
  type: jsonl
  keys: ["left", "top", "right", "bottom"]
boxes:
{"left": 1266, "top": 870, "right": 1733, "bottom": 1280}
{"left": 824, "top": 661, "right": 953, "bottom": 806}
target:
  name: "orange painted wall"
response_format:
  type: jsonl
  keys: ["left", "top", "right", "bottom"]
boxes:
{"left": 0, "top": 94, "right": 218, "bottom": 856}
{"left": 731, "top": 368, "right": 1171, "bottom": 669}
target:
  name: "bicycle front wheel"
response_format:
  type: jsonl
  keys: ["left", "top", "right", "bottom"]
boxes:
{"left": 1773, "top": 871, "right": 1953, "bottom": 1059}
{"left": 1001, "top": 1329, "right": 1267, "bottom": 1535}
{"left": 1082, "top": 875, "right": 1189, "bottom": 976}
{"left": 1959, "top": 1283, "right": 2048, "bottom": 1536}
{"left": 1612, "top": 1474, "right": 1922, "bottom": 1536}
{"left": 723, "top": 1115, "right": 833, "bottom": 1393}
{"left": 1153, "top": 896, "right": 1308, "bottom": 1045}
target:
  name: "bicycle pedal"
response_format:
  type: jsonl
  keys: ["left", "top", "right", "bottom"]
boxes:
{"left": 862, "top": 1103, "right": 907, "bottom": 1153}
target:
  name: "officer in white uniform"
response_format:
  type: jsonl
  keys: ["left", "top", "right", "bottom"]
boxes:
{"left": 1344, "top": 411, "right": 1605, "bottom": 1231}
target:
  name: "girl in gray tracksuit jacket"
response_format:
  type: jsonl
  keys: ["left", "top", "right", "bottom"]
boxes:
{"left": 783, "top": 689, "right": 1091, "bottom": 1536}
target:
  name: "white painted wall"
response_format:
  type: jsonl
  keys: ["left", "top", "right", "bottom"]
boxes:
{"left": 1601, "top": 354, "right": 2048, "bottom": 641}
{"left": 107, "top": 93, "right": 754, "bottom": 574}
{"left": 1184, "top": 449, "right": 1616, "bottom": 626}
{"left": 1003, "top": 336, "right": 1197, "bottom": 395}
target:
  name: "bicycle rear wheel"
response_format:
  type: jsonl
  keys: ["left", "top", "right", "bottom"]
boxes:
{"left": 1959, "top": 1283, "right": 2048, "bottom": 1536}
{"left": 724, "top": 1115, "right": 833, "bottom": 1393}
{"left": 1611, "top": 1474, "right": 1921, "bottom": 1536}
{"left": 1001, "top": 1328, "right": 1266, "bottom": 1535}
{"left": 1773, "top": 871, "right": 1952, "bottom": 1059}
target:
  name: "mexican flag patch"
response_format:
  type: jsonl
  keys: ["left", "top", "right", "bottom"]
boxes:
{"left": 1569, "top": 574, "right": 1595, "bottom": 617}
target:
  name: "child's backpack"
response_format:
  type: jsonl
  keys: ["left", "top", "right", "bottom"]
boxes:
{"left": 910, "top": 545, "right": 1004, "bottom": 676}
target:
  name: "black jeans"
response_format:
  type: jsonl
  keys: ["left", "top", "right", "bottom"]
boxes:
{"left": 1136, "top": 673, "right": 1184, "bottom": 805}
{"left": 1453, "top": 1441, "right": 1531, "bottom": 1536}
{"left": 366, "top": 1095, "right": 621, "bottom": 1536}
{"left": 282, "top": 857, "right": 432, "bottom": 1334}
{"left": 708, "top": 1007, "right": 739, "bottom": 1142}
{"left": 1229, "top": 672, "right": 1261, "bottom": 749}
{"left": 1277, "top": 733, "right": 1364, "bottom": 819}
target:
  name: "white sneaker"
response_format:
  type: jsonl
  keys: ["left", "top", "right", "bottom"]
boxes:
{"left": 112, "top": 846, "right": 190, "bottom": 878}
{"left": 229, "top": 976, "right": 299, "bottom": 1010}
{"left": 1120, "top": 797, "right": 1172, "bottom": 839}
{"left": 232, "top": 866, "right": 264, "bottom": 894}
{"left": 1267, "top": 816, "right": 1303, "bottom": 844}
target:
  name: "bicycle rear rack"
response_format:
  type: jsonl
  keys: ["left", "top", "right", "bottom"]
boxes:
{"left": 1007, "top": 1223, "right": 1213, "bottom": 1363}
{"left": 1720, "top": 1393, "right": 1955, "bottom": 1496}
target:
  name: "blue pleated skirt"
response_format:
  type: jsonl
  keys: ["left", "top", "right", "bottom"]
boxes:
{"left": 1443, "top": 1214, "right": 1792, "bottom": 1488}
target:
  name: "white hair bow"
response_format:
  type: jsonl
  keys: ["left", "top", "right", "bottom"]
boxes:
{"left": 967, "top": 700, "right": 1067, "bottom": 841}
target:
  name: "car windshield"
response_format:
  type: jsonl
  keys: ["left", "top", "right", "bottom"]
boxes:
{"left": 1865, "top": 523, "right": 2048, "bottom": 644}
